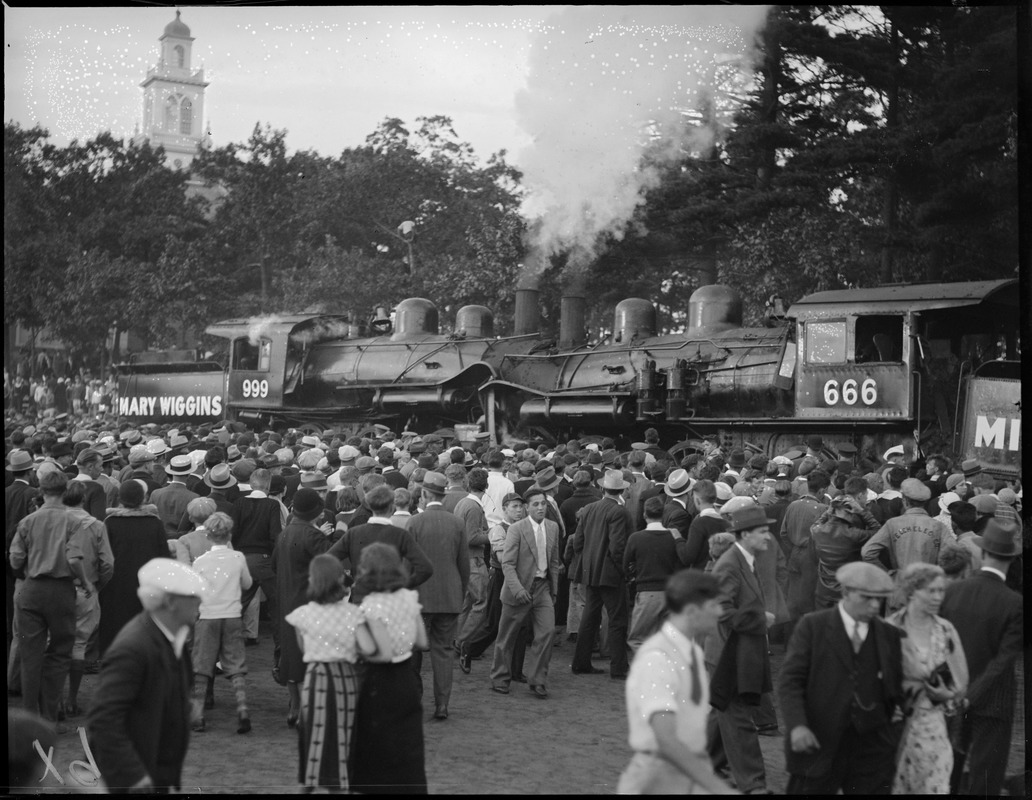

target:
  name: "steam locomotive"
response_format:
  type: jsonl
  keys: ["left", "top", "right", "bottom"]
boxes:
{"left": 115, "top": 278, "right": 1020, "bottom": 477}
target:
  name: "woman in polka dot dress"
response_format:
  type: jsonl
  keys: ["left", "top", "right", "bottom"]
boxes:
{"left": 285, "top": 555, "right": 364, "bottom": 793}
{"left": 350, "top": 543, "right": 430, "bottom": 794}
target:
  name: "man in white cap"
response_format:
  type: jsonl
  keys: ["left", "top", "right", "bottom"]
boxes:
{"left": 861, "top": 478, "right": 952, "bottom": 578}
{"left": 778, "top": 561, "right": 904, "bottom": 794}
{"left": 87, "top": 558, "right": 207, "bottom": 793}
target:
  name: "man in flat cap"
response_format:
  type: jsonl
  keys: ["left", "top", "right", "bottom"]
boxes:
{"left": 861, "top": 478, "right": 952, "bottom": 579}
{"left": 88, "top": 558, "right": 206, "bottom": 793}
{"left": 778, "top": 561, "right": 905, "bottom": 794}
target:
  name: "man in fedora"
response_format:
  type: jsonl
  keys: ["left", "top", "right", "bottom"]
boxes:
{"left": 861, "top": 478, "right": 951, "bottom": 577}
{"left": 201, "top": 463, "right": 238, "bottom": 518}
{"left": 151, "top": 455, "right": 200, "bottom": 539}
{"left": 407, "top": 472, "right": 469, "bottom": 720}
{"left": 490, "top": 486, "right": 562, "bottom": 698}
{"left": 662, "top": 468, "right": 695, "bottom": 540}
{"left": 707, "top": 504, "right": 777, "bottom": 795}
{"left": 940, "top": 519, "right": 1023, "bottom": 796}
{"left": 569, "top": 469, "right": 632, "bottom": 680}
{"left": 778, "top": 561, "right": 904, "bottom": 794}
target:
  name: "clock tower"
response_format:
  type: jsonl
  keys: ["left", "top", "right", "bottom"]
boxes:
{"left": 136, "top": 11, "right": 209, "bottom": 170}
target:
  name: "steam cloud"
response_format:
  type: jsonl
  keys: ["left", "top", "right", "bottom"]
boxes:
{"left": 515, "top": 6, "right": 770, "bottom": 288}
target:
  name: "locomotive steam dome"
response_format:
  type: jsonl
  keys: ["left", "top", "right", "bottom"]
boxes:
{"left": 392, "top": 298, "right": 439, "bottom": 339}
{"left": 613, "top": 298, "right": 657, "bottom": 343}
{"left": 687, "top": 285, "right": 743, "bottom": 333}
{"left": 455, "top": 305, "right": 494, "bottom": 338}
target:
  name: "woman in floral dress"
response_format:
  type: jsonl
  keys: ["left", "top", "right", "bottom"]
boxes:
{"left": 888, "top": 563, "right": 969, "bottom": 793}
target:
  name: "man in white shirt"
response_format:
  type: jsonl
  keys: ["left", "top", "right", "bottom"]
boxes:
{"left": 618, "top": 569, "right": 735, "bottom": 794}
{"left": 483, "top": 450, "right": 515, "bottom": 528}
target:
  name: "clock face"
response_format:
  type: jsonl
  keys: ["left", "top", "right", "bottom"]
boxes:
{"left": 174, "top": 158, "right": 183, "bottom": 168}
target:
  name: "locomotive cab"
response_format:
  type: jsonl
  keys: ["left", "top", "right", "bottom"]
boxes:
{"left": 788, "top": 279, "right": 1019, "bottom": 449}
{"left": 205, "top": 314, "right": 351, "bottom": 427}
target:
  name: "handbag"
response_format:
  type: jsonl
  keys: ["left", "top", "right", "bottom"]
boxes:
{"left": 927, "top": 660, "right": 954, "bottom": 690}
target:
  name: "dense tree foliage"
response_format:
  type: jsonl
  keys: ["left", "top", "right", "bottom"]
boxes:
{"left": 4, "top": 5, "right": 1017, "bottom": 368}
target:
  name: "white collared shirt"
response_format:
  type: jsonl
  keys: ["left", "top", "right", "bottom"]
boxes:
{"left": 367, "top": 515, "right": 394, "bottom": 526}
{"left": 980, "top": 565, "right": 1008, "bottom": 581}
{"left": 532, "top": 519, "right": 548, "bottom": 578}
{"left": 837, "top": 601, "right": 869, "bottom": 646}
{"left": 734, "top": 541, "right": 756, "bottom": 572}
{"left": 626, "top": 621, "right": 708, "bottom": 755}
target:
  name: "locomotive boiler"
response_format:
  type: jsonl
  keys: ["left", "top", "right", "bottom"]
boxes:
{"left": 202, "top": 299, "right": 541, "bottom": 434}
{"left": 482, "top": 278, "right": 1020, "bottom": 475}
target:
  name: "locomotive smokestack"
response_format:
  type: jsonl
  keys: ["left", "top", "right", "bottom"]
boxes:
{"left": 514, "top": 266, "right": 542, "bottom": 336}
{"left": 559, "top": 278, "right": 587, "bottom": 349}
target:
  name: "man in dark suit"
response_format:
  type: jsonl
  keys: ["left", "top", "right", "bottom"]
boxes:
{"left": 87, "top": 558, "right": 206, "bottom": 793}
{"left": 327, "top": 484, "right": 434, "bottom": 604}
{"left": 407, "top": 471, "right": 469, "bottom": 720}
{"left": 707, "top": 505, "right": 776, "bottom": 794}
{"left": 490, "top": 487, "right": 562, "bottom": 697}
{"left": 777, "top": 561, "right": 904, "bottom": 794}
{"left": 940, "top": 519, "right": 1023, "bottom": 797}
{"left": 569, "top": 469, "right": 632, "bottom": 680}
{"left": 661, "top": 468, "right": 695, "bottom": 539}
{"left": 151, "top": 455, "right": 199, "bottom": 538}
{"left": 560, "top": 469, "right": 600, "bottom": 643}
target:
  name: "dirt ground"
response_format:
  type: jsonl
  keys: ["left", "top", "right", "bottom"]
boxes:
{"left": 12, "top": 621, "right": 1028, "bottom": 794}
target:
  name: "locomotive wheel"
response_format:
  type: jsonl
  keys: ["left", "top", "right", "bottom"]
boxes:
{"left": 297, "top": 422, "right": 325, "bottom": 436}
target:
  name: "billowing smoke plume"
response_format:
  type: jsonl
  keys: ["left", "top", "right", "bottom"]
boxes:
{"left": 516, "top": 6, "right": 770, "bottom": 288}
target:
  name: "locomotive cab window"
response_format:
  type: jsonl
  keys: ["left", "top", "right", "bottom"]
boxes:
{"left": 232, "top": 338, "right": 272, "bottom": 372}
{"left": 855, "top": 316, "right": 903, "bottom": 363}
{"left": 805, "top": 321, "right": 847, "bottom": 364}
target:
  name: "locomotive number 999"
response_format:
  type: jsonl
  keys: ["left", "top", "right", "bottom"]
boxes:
{"left": 241, "top": 379, "right": 269, "bottom": 399}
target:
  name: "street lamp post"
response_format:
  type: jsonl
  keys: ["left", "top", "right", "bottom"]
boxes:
{"left": 397, "top": 220, "right": 416, "bottom": 275}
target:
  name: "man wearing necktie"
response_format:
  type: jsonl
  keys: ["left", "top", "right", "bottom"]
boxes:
{"left": 707, "top": 505, "right": 778, "bottom": 795}
{"left": 490, "top": 487, "right": 562, "bottom": 698}
{"left": 777, "top": 561, "right": 904, "bottom": 794}
{"left": 618, "top": 569, "right": 736, "bottom": 794}
{"left": 88, "top": 558, "right": 207, "bottom": 793}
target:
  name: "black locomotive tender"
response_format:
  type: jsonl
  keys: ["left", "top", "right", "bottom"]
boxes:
{"left": 116, "top": 279, "right": 1020, "bottom": 476}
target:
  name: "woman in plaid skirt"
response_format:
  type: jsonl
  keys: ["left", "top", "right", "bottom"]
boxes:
{"left": 285, "top": 555, "right": 363, "bottom": 793}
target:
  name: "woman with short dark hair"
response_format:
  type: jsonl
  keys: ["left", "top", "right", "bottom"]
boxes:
{"left": 98, "top": 478, "right": 168, "bottom": 655}
{"left": 285, "top": 554, "right": 362, "bottom": 793}
{"left": 351, "top": 543, "right": 429, "bottom": 794}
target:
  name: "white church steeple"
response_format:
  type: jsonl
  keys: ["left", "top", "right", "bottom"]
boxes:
{"left": 136, "top": 11, "right": 209, "bottom": 170}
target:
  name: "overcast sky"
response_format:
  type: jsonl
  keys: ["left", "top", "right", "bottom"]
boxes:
{"left": 5, "top": 6, "right": 581, "bottom": 163}
{"left": 5, "top": 5, "right": 768, "bottom": 168}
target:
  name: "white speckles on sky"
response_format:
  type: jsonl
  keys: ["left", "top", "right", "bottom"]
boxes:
{"left": 5, "top": 6, "right": 557, "bottom": 162}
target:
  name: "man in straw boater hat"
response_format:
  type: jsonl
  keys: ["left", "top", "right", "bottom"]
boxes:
{"left": 150, "top": 454, "right": 200, "bottom": 539}
{"left": 87, "top": 558, "right": 207, "bottom": 792}
{"left": 777, "top": 561, "right": 904, "bottom": 794}
{"left": 940, "top": 519, "right": 1024, "bottom": 796}
{"left": 569, "top": 468, "right": 632, "bottom": 681}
